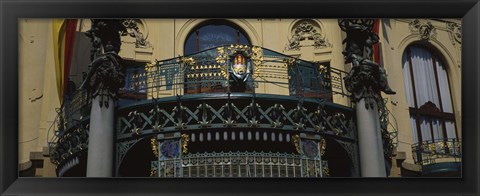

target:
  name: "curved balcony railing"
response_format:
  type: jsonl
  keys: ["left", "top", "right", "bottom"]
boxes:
{"left": 115, "top": 93, "right": 357, "bottom": 142}
{"left": 120, "top": 45, "right": 350, "bottom": 101}
{"left": 411, "top": 138, "right": 462, "bottom": 165}
{"left": 48, "top": 89, "right": 91, "bottom": 172}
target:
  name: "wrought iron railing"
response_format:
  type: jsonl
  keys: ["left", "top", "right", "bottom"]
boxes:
{"left": 116, "top": 94, "right": 357, "bottom": 141}
{"left": 411, "top": 138, "right": 462, "bottom": 165}
{"left": 48, "top": 89, "right": 91, "bottom": 167}
{"left": 122, "top": 45, "right": 349, "bottom": 100}
{"left": 152, "top": 151, "right": 327, "bottom": 178}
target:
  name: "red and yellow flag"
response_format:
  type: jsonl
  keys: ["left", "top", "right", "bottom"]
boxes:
{"left": 372, "top": 19, "right": 381, "bottom": 64}
{"left": 53, "top": 19, "right": 77, "bottom": 104}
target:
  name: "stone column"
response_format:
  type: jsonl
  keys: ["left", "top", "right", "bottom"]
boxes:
{"left": 355, "top": 98, "right": 385, "bottom": 177}
{"left": 82, "top": 20, "right": 126, "bottom": 177}
{"left": 339, "top": 19, "right": 396, "bottom": 177}
{"left": 86, "top": 97, "right": 114, "bottom": 177}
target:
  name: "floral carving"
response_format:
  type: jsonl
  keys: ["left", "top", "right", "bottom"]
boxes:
{"left": 447, "top": 22, "right": 461, "bottom": 43}
{"left": 121, "top": 19, "right": 151, "bottom": 48}
{"left": 286, "top": 21, "right": 330, "bottom": 50}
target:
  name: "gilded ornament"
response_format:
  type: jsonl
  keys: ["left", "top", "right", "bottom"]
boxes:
{"left": 150, "top": 137, "right": 159, "bottom": 158}
{"left": 283, "top": 58, "right": 296, "bottom": 67}
{"left": 150, "top": 168, "right": 157, "bottom": 177}
{"left": 292, "top": 135, "right": 302, "bottom": 154}
{"left": 322, "top": 167, "right": 330, "bottom": 177}
{"left": 251, "top": 46, "right": 263, "bottom": 78}
{"left": 428, "top": 143, "right": 436, "bottom": 155}
{"left": 320, "top": 137, "right": 326, "bottom": 156}
{"left": 181, "top": 134, "right": 190, "bottom": 155}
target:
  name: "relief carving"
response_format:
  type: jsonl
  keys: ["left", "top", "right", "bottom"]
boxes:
{"left": 286, "top": 20, "right": 330, "bottom": 51}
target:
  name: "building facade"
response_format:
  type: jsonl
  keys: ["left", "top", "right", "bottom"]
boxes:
{"left": 18, "top": 18, "right": 461, "bottom": 177}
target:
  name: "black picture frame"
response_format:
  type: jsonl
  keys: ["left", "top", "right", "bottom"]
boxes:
{"left": 1, "top": 0, "right": 479, "bottom": 195}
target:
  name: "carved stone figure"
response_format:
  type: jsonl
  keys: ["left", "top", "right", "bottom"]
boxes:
{"left": 409, "top": 19, "right": 436, "bottom": 41}
{"left": 80, "top": 19, "right": 127, "bottom": 108}
{"left": 339, "top": 19, "right": 395, "bottom": 105}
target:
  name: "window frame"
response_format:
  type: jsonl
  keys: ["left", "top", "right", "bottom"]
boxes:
{"left": 183, "top": 21, "right": 251, "bottom": 55}
{"left": 403, "top": 44, "right": 458, "bottom": 144}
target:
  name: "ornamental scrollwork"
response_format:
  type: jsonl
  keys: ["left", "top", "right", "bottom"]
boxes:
{"left": 49, "top": 123, "right": 89, "bottom": 165}
{"left": 150, "top": 137, "right": 159, "bottom": 158}
{"left": 292, "top": 135, "right": 302, "bottom": 154}
{"left": 282, "top": 58, "right": 297, "bottom": 67}
{"left": 292, "top": 98, "right": 307, "bottom": 131}
{"left": 447, "top": 22, "right": 461, "bottom": 44}
{"left": 173, "top": 95, "right": 187, "bottom": 130}
{"left": 128, "top": 110, "right": 144, "bottom": 135}
{"left": 121, "top": 19, "right": 151, "bottom": 48}
{"left": 251, "top": 46, "right": 263, "bottom": 78}
{"left": 181, "top": 134, "right": 190, "bottom": 155}
{"left": 180, "top": 57, "right": 195, "bottom": 66}
{"left": 409, "top": 19, "right": 436, "bottom": 41}
{"left": 270, "top": 104, "right": 285, "bottom": 128}
{"left": 216, "top": 47, "right": 228, "bottom": 79}
{"left": 378, "top": 98, "right": 398, "bottom": 160}
{"left": 319, "top": 137, "right": 327, "bottom": 156}
{"left": 286, "top": 20, "right": 331, "bottom": 51}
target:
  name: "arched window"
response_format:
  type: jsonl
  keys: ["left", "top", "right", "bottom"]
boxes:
{"left": 184, "top": 22, "right": 250, "bottom": 55}
{"left": 402, "top": 45, "right": 457, "bottom": 144}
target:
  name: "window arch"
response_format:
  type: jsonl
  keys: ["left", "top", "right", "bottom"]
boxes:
{"left": 402, "top": 44, "right": 457, "bottom": 144}
{"left": 184, "top": 21, "right": 250, "bottom": 55}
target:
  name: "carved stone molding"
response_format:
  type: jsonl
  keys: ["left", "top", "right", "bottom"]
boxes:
{"left": 409, "top": 19, "right": 436, "bottom": 41}
{"left": 447, "top": 22, "right": 461, "bottom": 44}
{"left": 286, "top": 20, "right": 331, "bottom": 51}
{"left": 121, "top": 19, "right": 151, "bottom": 48}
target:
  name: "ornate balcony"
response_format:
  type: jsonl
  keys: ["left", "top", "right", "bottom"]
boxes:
{"left": 49, "top": 45, "right": 365, "bottom": 177}
{"left": 48, "top": 89, "right": 91, "bottom": 176}
{"left": 411, "top": 138, "right": 462, "bottom": 176}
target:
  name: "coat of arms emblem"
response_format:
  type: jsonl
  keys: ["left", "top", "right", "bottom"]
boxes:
{"left": 231, "top": 53, "right": 250, "bottom": 82}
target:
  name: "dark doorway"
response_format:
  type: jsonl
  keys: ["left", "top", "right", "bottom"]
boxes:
{"left": 117, "top": 137, "right": 156, "bottom": 177}
{"left": 323, "top": 137, "right": 354, "bottom": 177}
